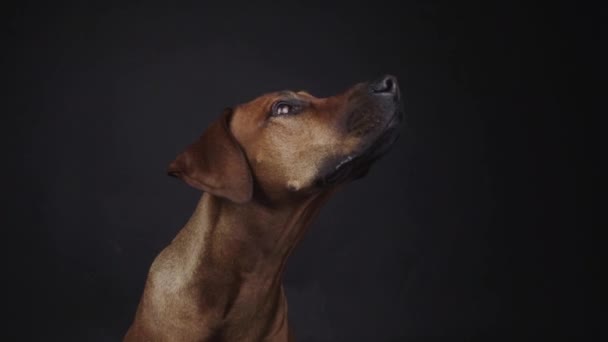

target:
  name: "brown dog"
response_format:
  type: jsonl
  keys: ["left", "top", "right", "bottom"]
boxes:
{"left": 124, "top": 75, "right": 403, "bottom": 341}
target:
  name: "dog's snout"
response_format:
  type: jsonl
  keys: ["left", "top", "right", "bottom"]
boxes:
{"left": 369, "top": 75, "right": 399, "bottom": 96}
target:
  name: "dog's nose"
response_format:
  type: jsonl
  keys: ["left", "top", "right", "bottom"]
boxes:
{"left": 369, "top": 75, "right": 399, "bottom": 95}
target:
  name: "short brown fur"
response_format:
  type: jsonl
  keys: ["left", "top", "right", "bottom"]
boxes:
{"left": 124, "top": 76, "right": 401, "bottom": 341}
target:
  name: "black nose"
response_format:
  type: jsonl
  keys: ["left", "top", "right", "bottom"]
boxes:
{"left": 369, "top": 75, "right": 399, "bottom": 95}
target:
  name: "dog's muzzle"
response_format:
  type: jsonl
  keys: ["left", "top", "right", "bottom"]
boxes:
{"left": 318, "top": 75, "right": 404, "bottom": 186}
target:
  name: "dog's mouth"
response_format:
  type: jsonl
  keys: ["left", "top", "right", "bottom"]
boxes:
{"left": 314, "top": 74, "right": 404, "bottom": 187}
{"left": 317, "top": 109, "right": 403, "bottom": 186}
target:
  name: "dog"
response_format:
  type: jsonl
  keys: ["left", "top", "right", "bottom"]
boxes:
{"left": 124, "top": 75, "right": 403, "bottom": 341}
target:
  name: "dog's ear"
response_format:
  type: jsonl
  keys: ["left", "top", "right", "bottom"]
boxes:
{"left": 167, "top": 108, "right": 253, "bottom": 203}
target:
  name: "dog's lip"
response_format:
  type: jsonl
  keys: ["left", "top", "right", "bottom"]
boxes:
{"left": 334, "top": 155, "right": 355, "bottom": 171}
{"left": 334, "top": 109, "right": 401, "bottom": 172}
{"left": 386, "top": 108, "right": 403, "bottom": 128}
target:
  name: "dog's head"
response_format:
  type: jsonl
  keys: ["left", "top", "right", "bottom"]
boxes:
{"left": 168, "top": 75, "right": 403, "bottom": 203}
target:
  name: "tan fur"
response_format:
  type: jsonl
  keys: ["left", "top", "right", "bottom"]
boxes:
{"left": 124, "top": 77, "right": 400, "bottom": 341}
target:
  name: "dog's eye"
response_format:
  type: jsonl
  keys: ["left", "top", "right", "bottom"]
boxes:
{"left": 271, "top": 101, "right": 298, "bottom": 116}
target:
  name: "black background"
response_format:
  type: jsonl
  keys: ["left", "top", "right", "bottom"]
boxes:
{"left": 5, "top": 0, "right": 591, "bottom": 341}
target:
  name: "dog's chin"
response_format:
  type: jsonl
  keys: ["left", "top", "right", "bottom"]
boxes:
{"left": 316, "top": 110, "right": 402, "bottom": 187}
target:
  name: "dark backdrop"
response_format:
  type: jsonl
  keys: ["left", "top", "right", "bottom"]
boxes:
{"left": 5, "top": 1, "right": 589, "bottom": 341}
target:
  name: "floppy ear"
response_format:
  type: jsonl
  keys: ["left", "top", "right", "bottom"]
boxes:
{"left": 167, "top": 108, "right": 253, "bottom": 203}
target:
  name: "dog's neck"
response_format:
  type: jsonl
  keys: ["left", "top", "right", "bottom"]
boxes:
{"left": 128, "top": 191, "right": 331, "bottom": 341}
{"left": 187, "top": 192, "right": 327, "bottom": 277}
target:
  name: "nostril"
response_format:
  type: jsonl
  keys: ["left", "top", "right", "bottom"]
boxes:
{"left": 384, "top": 78, "right": 394, "bottom": 92}
{"left": 370, "top": 75, "right": 398, "bottom": 94}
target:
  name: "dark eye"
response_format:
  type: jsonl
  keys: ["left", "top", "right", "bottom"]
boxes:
{"left": 271, "top": 101, "right": 298, "bottom": 116}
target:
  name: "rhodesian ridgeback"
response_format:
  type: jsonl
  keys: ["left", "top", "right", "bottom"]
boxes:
{"left": 124, "top": 75, "right": 403, "bottom": 341}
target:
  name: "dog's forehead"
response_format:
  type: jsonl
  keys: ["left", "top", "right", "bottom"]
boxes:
{"left": 233, "top": 92, "right": 275, "bottom": 119}
{"left": 229, "top": 93, "right": 276, "bottom": 138}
